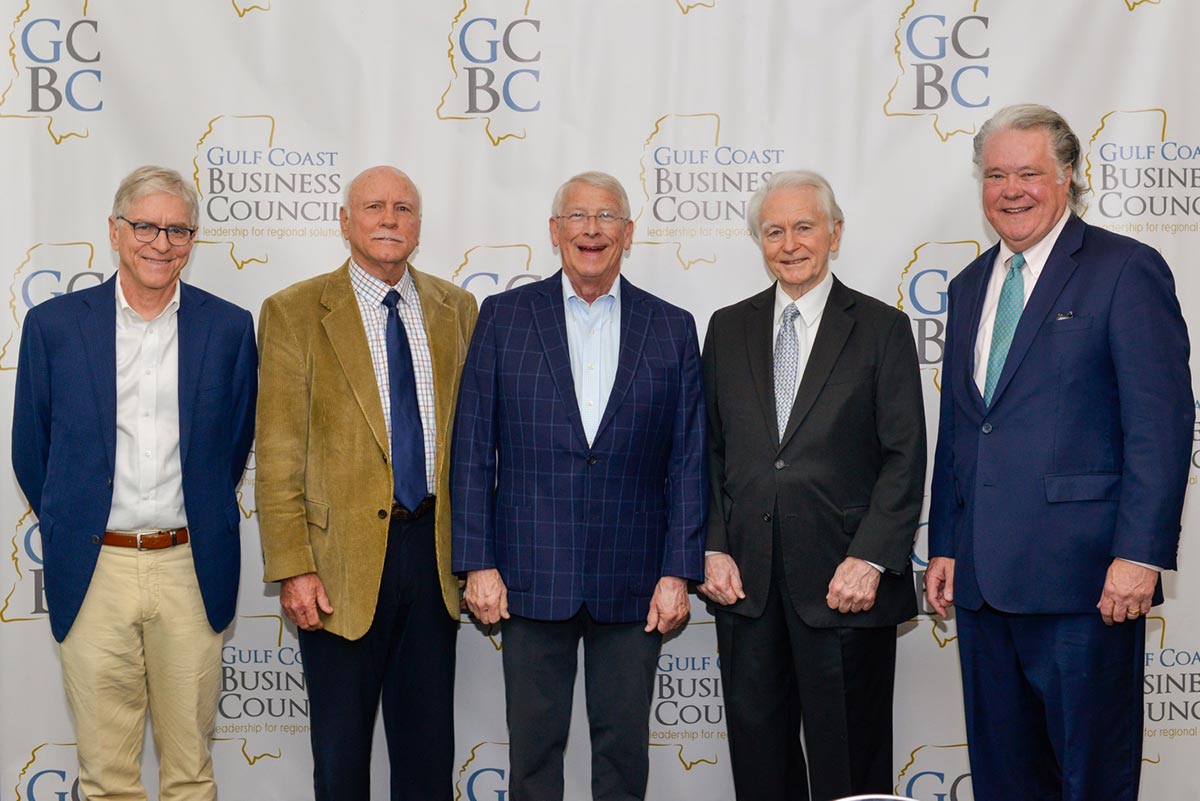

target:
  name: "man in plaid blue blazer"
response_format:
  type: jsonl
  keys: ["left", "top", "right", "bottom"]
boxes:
{"left": 452, "top": 171, "right": 707, "bottom": 801}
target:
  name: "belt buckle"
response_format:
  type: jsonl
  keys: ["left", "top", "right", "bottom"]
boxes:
{"left": 136, "top": 531, "right": 150, "bottom": 550}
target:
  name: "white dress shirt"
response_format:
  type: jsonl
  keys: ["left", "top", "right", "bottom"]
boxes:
{"left": 562, "top": 272, "right": 621, "bottom": 445}
{"left": 349, "top": 261, "right": 438, "bottom": 492}
{"left": 106, "top": 277, "right": 187, "bottom": 532}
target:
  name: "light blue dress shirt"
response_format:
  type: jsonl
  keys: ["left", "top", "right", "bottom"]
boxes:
{"left": 562, "top": 272, "right": 621, "bottom": 444}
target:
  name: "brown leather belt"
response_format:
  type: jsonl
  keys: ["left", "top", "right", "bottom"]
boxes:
{"left": 391, "top": 496, "right": 435, "bottom": 521}
{"left": 103, "top": 527, "right": 189, "bottom": 550}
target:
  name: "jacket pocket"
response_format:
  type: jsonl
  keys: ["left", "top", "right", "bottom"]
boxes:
{"left": 304, "top": 498, "right": 330, "bottom": 530}
{"left": 1044, "top": 473, "right": 1120, "bottom": 502}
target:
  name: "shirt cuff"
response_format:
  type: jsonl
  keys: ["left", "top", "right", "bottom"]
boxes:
{"left": 1117, "top": 557, "right": 1162, "bottom": 572}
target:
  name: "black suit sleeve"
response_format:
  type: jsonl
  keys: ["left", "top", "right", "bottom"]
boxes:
{"left": 701, "top": 313, "right": 729, "bottom": 554}
{"left": 846, "top": 312, "right": 926, "bottom": 574}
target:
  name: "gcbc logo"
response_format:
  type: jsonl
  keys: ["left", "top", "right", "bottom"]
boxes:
{"left": 12, "top": 742, "right": 82, "bottom": 801}
{"left": 1084, "top": 109, "right": 1200, "bottom": 236}
{"left": 456, "top": 741, "right": 509, "bottom": 801}
{"left": 452, "top": 244, "right": 540, "bottom": 304}
{"left": 438, "top": 1, "right": 542, "bottom": 145}
{"left": 894, "top": 240, "right": 979, "bottom": 388}
{"left": 884, "top": 1, "right": 990, "bottom": 141}
{"left": 895, "top": 742, "right": 972, "bottom": 801}
{"left": 0, "top": 2, "right": 99, "bottom": 142}
{"left": 1, "top": 242, "right": 100, "bottom": 371}
{"left": 1, "top": 509, "right": 49, "bottom": 624}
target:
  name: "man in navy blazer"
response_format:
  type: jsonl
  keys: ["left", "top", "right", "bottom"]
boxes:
{"left": 452, "top": 171, "right": 706, "bottom": 801}
{"left": 925, "top": 105, "right": 1192, "bottom": 801}
{"left": 11, "top": 166, "right": 257, "bottom": 801}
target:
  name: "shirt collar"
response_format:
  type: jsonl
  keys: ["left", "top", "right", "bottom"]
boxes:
{"left": 774, "top": 270, "right": 833, "bottom": 328}
{"left": 562, "top": 271, "right": 620, "bottom": 310}
{"left": 995, "top": 207, "right": 1072, "bottom": 281}
{"left": 350, "top": 259, "right": 416, "bottom": 306}
{"left": 115, "top": 274, "right": 181, "bottom": 322}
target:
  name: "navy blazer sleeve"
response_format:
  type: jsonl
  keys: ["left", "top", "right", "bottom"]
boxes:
{"left": 11, "top": 307, "right": 51, "bottom": 517}
{"left": 451, "top": 295, "right": 500, "bottom": 574}
{"left": 661, "top": 311, "right": 707, "bottom": 581}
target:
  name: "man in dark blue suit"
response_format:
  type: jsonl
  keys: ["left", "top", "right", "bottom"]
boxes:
{"left": 11, "top": 165, "right": 257, "bottom": 801}
{"left": 452, "top": 171, "right": 707, "bottom": 801}
{"left": 926, "top": 105, "right": 1192, "bottom": 801}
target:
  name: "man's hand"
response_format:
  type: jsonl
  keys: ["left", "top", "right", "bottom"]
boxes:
{"left": 280, "top": 572, "right": 333, "bottom": 631}
{"left": 697, "top": 553, "right": 746, "bottom": 606}
{"left": 826, "top": 556, "right": 882, "bottom": 613}
{"left": 645, "top": 576, "right": 690, "bottom": 634}
{"left": 465, "top": 568, "right": 510, "bottom": 625}
{"left": 1097, "top": 559, "right": 1158, "bottom": 625}
{"left": 924, "top": 556, "right": 955, "bottom": 617}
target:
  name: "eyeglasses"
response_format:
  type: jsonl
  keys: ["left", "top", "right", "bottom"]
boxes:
{"left": 555, "top": 211, "right": 627, "bottom": 229}
{"left": 117, "top": 216, "right": 196, "bottom": 246}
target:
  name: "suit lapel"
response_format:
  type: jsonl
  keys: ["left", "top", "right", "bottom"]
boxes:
{"left": 595, "top": 276, "right": 650, "bottom": 442}
{"left": 532, "top": 272, "right": 588, "bottom": 448}
{"left": 779, "top": 277, "right": 853, "bottom": 450}
{"left": 410, "top": 266, "right": 459, "bottom": 437}
{"left": 79, "top": 277, "right": 118, "bottom": 473}
{"left": 961, "top": 246, "right": 997, "bottom": 415}
{"left": 176, "top": 282, "right": 212, "bottom": 468}
{"left": 987, "top": 215, "right": 1084, "bottom": 407}
{"left": 320, "top": 264, "right": 389, "bottom": 455}
{"left": 743, "top": 285, "right": 779, "bottom": 443}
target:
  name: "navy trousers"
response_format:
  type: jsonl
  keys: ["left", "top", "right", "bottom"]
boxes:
{"left": 298, "top": 512, "right": 457, "bottom": 801}
{"left": 957, "top": 605, "right": 1145, "bottom": 801}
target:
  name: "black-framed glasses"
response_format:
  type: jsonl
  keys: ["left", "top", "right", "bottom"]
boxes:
{"left": 117, "top": 216, "right": 196, "bottom": 246}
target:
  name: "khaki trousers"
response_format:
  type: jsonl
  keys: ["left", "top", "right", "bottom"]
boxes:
{"left": 59, "top": 542, "right": 223, "bottom": 801}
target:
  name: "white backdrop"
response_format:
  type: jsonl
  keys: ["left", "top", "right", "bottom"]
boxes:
{"left": 2, "top": 2, "right": 1199, "bottom": 799}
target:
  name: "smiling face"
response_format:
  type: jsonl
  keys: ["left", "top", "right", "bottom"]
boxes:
{"left": 757, "top": 185, "right": 842, "bottom": 300}
{"left": 340, "top": 167, "right": 421, "bottom": 284}
{"left": 550, "top": 182, "right": 633, "bottom": 302}
{"left": 980, "top": 126, "right": 1072, "bottom": 253}
{"left": 108, "top": 191, "right": 194, "bottom": 314}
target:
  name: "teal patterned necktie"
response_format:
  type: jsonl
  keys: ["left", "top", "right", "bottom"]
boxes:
{"left": 983, "top": 252, "right": 1025, "bottom": 406}
{"left": 774, "top": 303, "right": 801, "bottom": 441}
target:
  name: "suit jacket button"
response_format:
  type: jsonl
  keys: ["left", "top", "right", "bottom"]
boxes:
{"left": 981, "top": 423, "right": 993, "bottom": 434}
{"left": 106, "top": 478, "right": 113, "bottom": 488}
{"left": 378, "top": 509, "right": 388, "bottom": 519}
{"left": 762, "top": 513, "right": 772, "bottom": 522}
{"left": 91, "top": 534, "right": 100, "bottom": 544}
{"left": 774, "top": 459, "right": 786, "bottom": 470}
{"left": 588, "top": 455, "right": 598, "bottom": 465}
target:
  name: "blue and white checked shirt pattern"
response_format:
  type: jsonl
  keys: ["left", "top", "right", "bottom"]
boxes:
{"left": 562, "top": 272, "right": 620, "bottom": 444}
{"left": 349, "top": 261, "right": 437, "bottom": 489}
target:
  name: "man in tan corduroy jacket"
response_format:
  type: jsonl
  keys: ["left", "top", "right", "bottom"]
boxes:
{"left": 256, "top": 165, "right": 477, "bottom": 801}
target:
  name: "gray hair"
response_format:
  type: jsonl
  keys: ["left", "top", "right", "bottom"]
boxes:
{"left": 551, "top": 171, "right": 631, "bottom": 219}
{"left": 112, "top": 165, "right": 200, "bottom": 227}
{"left": 342, "top": 166, "right": 422, "bottom": 217}
{"left": 747, "top": 170, "right": 844, "bottom": 244}
{"left": 972, "top": 103, "right": 1087, "bottom": 214}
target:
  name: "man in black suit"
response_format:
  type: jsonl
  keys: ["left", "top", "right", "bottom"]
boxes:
{"left": 700, "top": 170, "right": 926, "bottom": 801}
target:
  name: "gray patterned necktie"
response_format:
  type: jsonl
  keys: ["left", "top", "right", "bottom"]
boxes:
{"left": 983, "top": 252, "right": 1026, "bottom": 406}
{"left": 774, "top": 303, "right": 802, "bottom": 441}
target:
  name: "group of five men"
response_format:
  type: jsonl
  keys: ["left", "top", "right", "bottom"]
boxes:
{"left": 12, "top": 103, "right": 1191, "bottom": 801}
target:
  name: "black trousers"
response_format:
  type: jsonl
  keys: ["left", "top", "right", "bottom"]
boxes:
{"left": 715, "top": 518, "right": 898, "bottom": 801}
{"left": 298, "top": 513, "right": 457, "bottom": 801}
{"left": 501, "top": 608, "right": 663, "bottom": 801}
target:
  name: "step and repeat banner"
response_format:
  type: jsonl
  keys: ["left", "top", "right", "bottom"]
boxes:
{"left": 2, "top": 1, "right": 1199, "bottom": 799}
